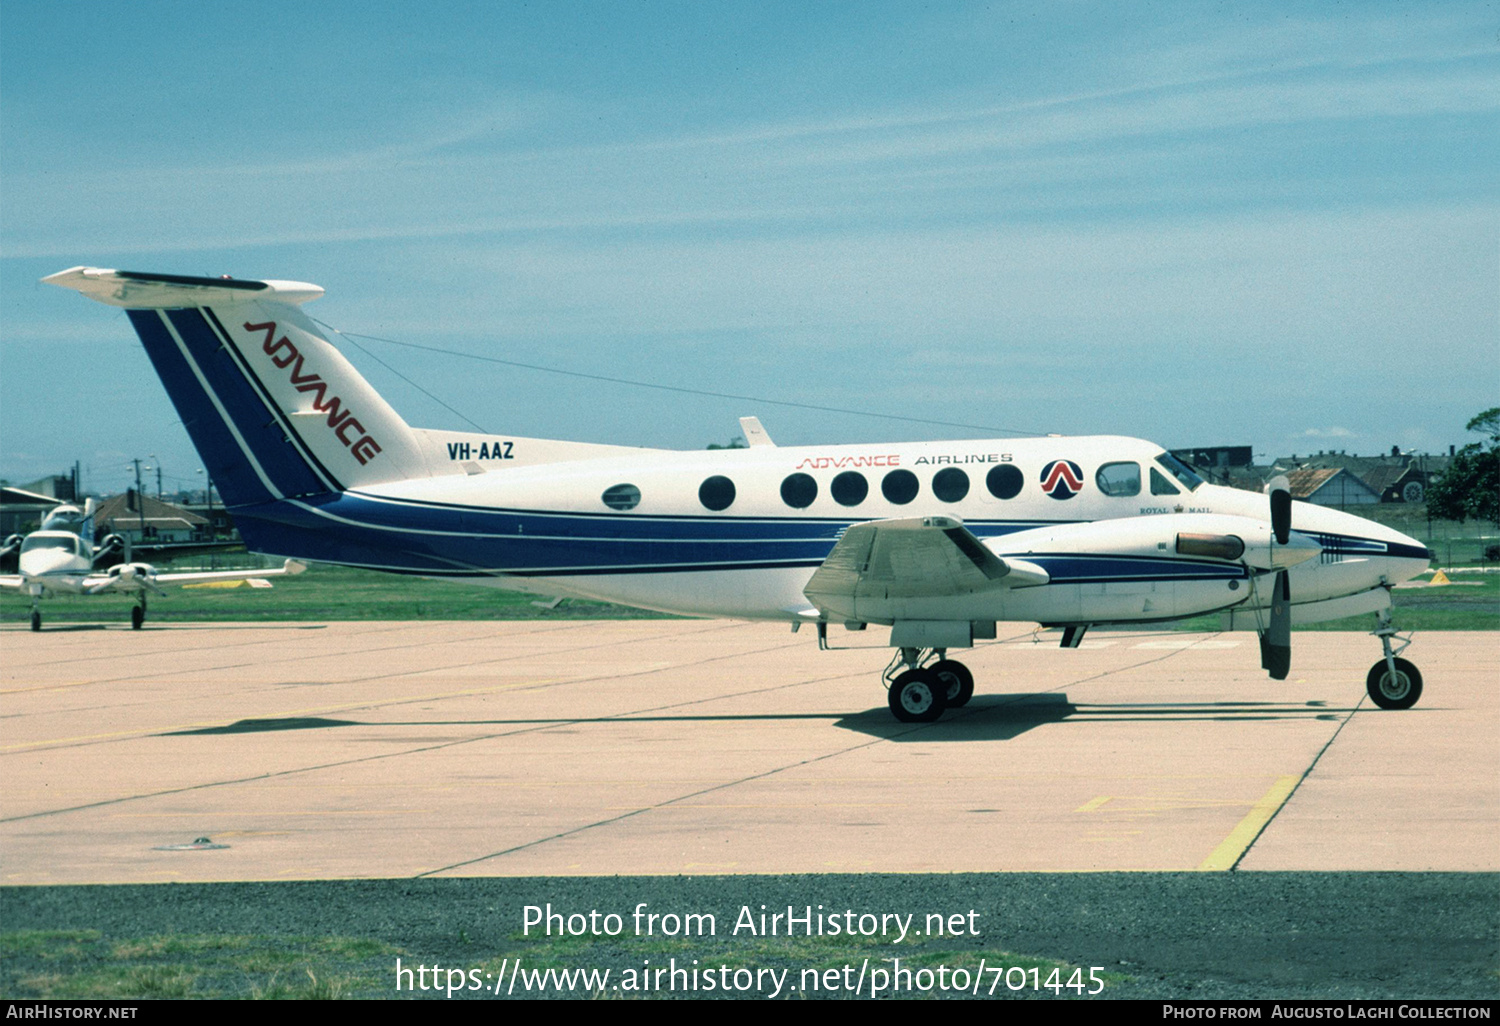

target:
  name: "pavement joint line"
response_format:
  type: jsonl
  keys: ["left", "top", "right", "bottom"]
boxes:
{"left": 1, "top": 631, "right": 809, "bottom": 754}
{"left": 414, "top": 730, "right": 909, "bottom": 877}
{"left": 1193, "top": 690, "right": 1369, "bottom": 872}
{"left": 0, "top": 647, "right": 852, "bottom": 825}
{"left": 1225, "top": 689, "right": 1375, "bottom": 872}
{"left": 1196, "top": 775, "right": 1303, "bottom": 872}
{"left": 0, "top": 618, "right": 725, "bottom": 694}
{"left": 0, "top": 679, "right": 567, "bottom": 752}
{"left": 412, "top": 672, "right": 1083, "bottom": 878}
{"left": 0, "top": 619, "right": 435, "bottom": 678}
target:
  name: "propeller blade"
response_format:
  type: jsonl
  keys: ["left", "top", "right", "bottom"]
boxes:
{"left": 1267, "top": 475, "right": 1291, "bottom": 546}
{"left": 1259, "top": 569, "right": 1292, "bottom": 680}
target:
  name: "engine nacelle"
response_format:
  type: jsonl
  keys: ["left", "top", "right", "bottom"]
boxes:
{"left": 990, "top": 513, "right": 1320, "bottom": 571}
{"left": 94, "top": 534, "right": 127, "bottom": 564}
{"left": 107, "top": 562, "right": 156, "bottom": 581}
{"left": 0, "top": 534, "right": 21, "bottom": 572}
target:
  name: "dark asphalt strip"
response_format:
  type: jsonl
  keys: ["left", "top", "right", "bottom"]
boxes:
{"left": 2, "top": 874, "right": 1495, "bottom": 999}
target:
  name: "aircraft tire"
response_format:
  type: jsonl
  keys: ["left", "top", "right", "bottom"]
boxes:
{"left": 131, "top": 605, "right": 144, "bottom": 630}
{"left": 1366, "top": 657, "right": 1422, "bottom": 710}
{"left": 888, "top": 669, "right": 947, "bottom": 723}
{"left": 930, "top": 659, "right": 974, "bottom": 708}
{"left": 30, "top": 610, "right": 41, "bottom": 632}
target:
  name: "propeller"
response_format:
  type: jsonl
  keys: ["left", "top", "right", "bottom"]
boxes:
{"left": 1260, "top": 476, "right": 1292, "bottom": 680}
{"left": 93, "top": 533, "right": 126, "bottom": 566}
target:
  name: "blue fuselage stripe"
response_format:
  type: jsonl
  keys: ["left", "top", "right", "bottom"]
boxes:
{"left": 228, "top": 494, "right": 1255, "bottom": 581}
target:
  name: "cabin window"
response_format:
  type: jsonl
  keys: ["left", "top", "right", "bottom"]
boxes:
{"left": 601, "top": 483, "right": 641, "bottom": 511}
{"left": 1150, "top": 468, "right": 1181, "bottom": 496}
{"left": 986, "top": 464, "right": 1023, "bottom": 499}
{"left": 881, "top": 469, "right": 919, "bottom": 505}
{"left": 1095, "top": 461, "right": 1141, "bottom": 497}
{"left": 932, "top": 467, "right": 970, "bottom": 503}
{"left": 780, "top": 473, "right": 818, "bottom": 509}
{"left": 831, "top": 471, "right": 868, "bottom": 506}
{"left": 698, "top": 475, "right": 736, "bottom": 512}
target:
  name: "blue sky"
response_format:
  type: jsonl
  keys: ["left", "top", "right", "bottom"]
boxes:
{"left": 2, "top": 2, "right": 1496, "bottom": 496}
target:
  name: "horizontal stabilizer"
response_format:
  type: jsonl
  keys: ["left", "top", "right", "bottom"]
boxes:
{"left": 43, "top": 267, "right": 324, "bottom": 308}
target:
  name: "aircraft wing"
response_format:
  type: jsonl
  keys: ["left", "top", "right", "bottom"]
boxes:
{"left": 0, "top": 575, "right": 23, "bottom": 593}
{"left": 803, "top": 516, "right": 1047, "bottom": 614}
{"left": 152, "top": 559, "right": 307, "bottom": 585}
{"left": 84, "top": 560, "right": 307, "bottom": 594}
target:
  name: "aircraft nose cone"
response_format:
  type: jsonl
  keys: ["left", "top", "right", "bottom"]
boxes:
{"left": 1388, "top": 528, "right": 1433, "bottom": 574}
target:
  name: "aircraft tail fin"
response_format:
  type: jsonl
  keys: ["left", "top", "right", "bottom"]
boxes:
{"left": 44, "top": 268, "right": 430, "bottom": 507}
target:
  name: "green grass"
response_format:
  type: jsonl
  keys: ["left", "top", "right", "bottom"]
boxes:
{"left": 10, "top": 506, "right": 1497, "bottom": 629}
{"left": 6, "top": 563, "right": 678, "bottom": 626}
{"left": 0, "top": 931, "right": 395, "bottom": 1001}
{"left": 0, "top": 928, "right": 1122, "bottom": 1000}
{"left": 1346, "top": 504, "right": 1499, "bottom": 568}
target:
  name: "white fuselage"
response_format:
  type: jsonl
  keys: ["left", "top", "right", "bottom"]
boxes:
{"left": 270, "top": 434, "right": 1430, "bottom": 626}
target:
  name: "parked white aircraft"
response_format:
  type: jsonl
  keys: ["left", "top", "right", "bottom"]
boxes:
{"left": 43, "top": 267, "right": 1431, "bottom": 718}
{"left": 2, "top": 498, "right": 304, "bottom": 631}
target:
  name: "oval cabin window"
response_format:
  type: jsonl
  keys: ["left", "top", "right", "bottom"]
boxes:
{"left": 830, "top": 471, "right": 868, "bottom": 507}
{"left": 987, "top": 464, "right": 1023, "bottom": 499}
{"left": 881, "top": 469, "right": 919, "bottom": 505}
{"left": 780, "top": 473, "right": 818, "bottom": 509}
{"left": 698, "top": 475, "right": 736, "bottom": 511}
{"left": 932, "top": 467, "right": 970, "bottom": 503}
{"left": 1095, "top": 462, "right": 1141, "bottom": 497}
{"left": 601, "top": 483, "right": 641, "bottom": 511}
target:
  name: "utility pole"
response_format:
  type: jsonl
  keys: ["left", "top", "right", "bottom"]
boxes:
{"left": 131, "top": 459, "right": 147, "bottom": 541}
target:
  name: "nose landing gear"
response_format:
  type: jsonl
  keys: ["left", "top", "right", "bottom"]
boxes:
{"left": 1367, "top": 607, "right": 1421, "bottom": 709}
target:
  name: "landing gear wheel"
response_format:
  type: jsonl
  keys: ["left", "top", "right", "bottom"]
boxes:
{"left": 1366, "top": 657, "right": 1422, "bottom": 710}
{"left": 30, "top": 610, "right": 41, "bottom": 632}
{"left": 929, "top": 659, "right": 974, "bottom": 708}
{"left": 888, "top": 669, "right": 947, "bottom": 723}
{"left": 131, "top": 605, "right": 145, "bottom": 630}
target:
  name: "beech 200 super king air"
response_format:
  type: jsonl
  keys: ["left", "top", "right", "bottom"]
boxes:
{"left": 2, "top": 499, "right": 303, "bottom": 630}
{"left": 43, "top": 267, "right": 1433, "bottom": 719}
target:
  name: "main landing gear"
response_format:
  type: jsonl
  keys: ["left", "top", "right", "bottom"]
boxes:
{"left": 884, "top": 648, "right": 974, "bottom": 723}
{"left": 1367, "top": 607, "right": 1421, "bottom": 710}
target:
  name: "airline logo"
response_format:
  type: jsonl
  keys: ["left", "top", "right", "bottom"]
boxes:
{"left": 245, "top": 321, "right": 383, "bottom": 465}
{"left": 1040, "top": 459, "right": 1084, "bottom": 499}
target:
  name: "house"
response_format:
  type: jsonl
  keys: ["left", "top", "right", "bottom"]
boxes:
{"left": 1281, "top": 467, "right": 1381, "bottom": 506}
{"left": 92, "top": 491, "right": 208, "bottom": 545}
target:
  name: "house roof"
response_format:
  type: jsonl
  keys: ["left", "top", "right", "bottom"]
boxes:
{"left": 93, "top": 494, "right": 207, "bottom": 528}
{"left": 1283, "top": 467, "right": 1381, "bottom": 501}
{"left": 1359, "top": 464, "right": 1418, "bottom": 495}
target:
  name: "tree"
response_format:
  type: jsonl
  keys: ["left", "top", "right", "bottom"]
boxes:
{"left": 1426, "top": 407, "right": 1500, "bottom": 526}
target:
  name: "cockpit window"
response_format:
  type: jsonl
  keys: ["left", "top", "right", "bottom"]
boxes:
{"left": 41, "top": 509, "right": 84, "bottom": 531}
{"left": 21, "top": 536, "right": 82, "bottom": 555}
{"left": 1154, "top": 452, "right": 1204, "bottom": 492}
{"left": 1150, "top": 468, "right": 1181, "bottom": 495}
